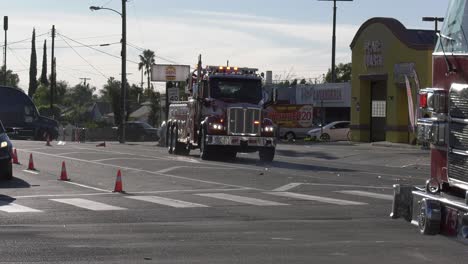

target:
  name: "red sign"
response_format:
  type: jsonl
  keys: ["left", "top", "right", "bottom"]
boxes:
{"left": 266, "top": 105, "right": 313, "bottom": 128}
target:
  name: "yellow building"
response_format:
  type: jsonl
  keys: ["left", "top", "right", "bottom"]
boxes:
{"left": 350, "top": 18, "right": 436, "bottom": 143}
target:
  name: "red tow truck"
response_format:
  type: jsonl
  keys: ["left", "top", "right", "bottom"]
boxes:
{"left": 391, "top": 1, "right": 468, "bottom": 240}
{"left": 166, "top": 57, "right": 276, "bottom": 161}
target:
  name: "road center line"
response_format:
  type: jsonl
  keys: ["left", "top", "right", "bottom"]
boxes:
{"left": 22, "top": 169, "right": 39, "bottom": 175}
{"left": 62, "top": 181, "right": 113, "bottom": 193}
{"left": 272, "top": 183, "right": 304, "bottom": 192}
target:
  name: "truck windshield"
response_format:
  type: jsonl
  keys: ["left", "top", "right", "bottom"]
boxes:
{"left": 435, "top": 0, "right": 468, "bottom": 54}
{"left": 210, "top": 78, "right": 263, "bottom": 104}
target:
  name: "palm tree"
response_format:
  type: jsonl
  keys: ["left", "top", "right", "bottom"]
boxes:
{"left": 138, "top": 49, "right": 155, "bottom": 96}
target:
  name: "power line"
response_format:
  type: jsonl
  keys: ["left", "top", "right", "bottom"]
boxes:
{"left": 8, "top": 42, "right": 121, "bottom": 50}
{"left": 58, "top": 32, "right": 139, "bottom": 64}
{"left": 7, "top": 47, "right": 28, "bottom": 69}
{"left": 127, "top": 42, "right": 180, "bottom": 64}
{"left": 58, "top": 34, "right": 108, "bottom": 79}
{"left": 0, "top": 31, "right": 50, "bottom": 48}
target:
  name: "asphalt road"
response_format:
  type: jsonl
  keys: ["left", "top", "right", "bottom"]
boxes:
{"left": 0, "top": 140, "right": 467, "bottom": 263}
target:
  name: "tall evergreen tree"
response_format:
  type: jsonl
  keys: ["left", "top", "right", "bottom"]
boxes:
{"left": 28, "top": 28, "right": 38, "bottom": 97}
{"left": 40, "top": 40, "right": 49, "bottom": 86}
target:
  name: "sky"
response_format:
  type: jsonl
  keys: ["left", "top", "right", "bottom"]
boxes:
{"left": 1, "top": 0, "right": 449, "bottom": 94}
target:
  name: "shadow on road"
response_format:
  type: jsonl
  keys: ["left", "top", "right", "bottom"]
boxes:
{"left": 0, "top": 177, "right": 31, "bottom": 189}
{"left": 0, "top": 194, "right": 16, "bottom": 206}
{"left": 275, "top": 149, "right": 338, "bottom": 160}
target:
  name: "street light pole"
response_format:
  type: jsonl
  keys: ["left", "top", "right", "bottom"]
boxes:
{"left": 90, "top": 1, "right": 127, "bottom": 143}
{"left": 318, "top": 0, "right": 353, "bottom": 83}
{"left": 121, "top": 0, "right": 127, "bottom": 144}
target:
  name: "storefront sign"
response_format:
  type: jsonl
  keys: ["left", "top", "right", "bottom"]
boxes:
{"left": 151, "top": 64, "right": 190, "bottom": 82}
{"left": 314, "top": 88, "right": 343, "bottom": 101}
{"left": 266, "top": 105, "right": 313, "bottom": 128}
{"left": 365, "top": 40, "right": 383, "bottom": 68}
{"left": 394, "top": 63, "right": 415, "bottom": 84}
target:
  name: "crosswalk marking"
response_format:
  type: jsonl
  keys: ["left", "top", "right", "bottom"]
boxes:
{"left": 336, "top": 190, "right": 393, "bottom": 201}
{"left": 50, "top": 198, "right": 126, "bottom": 211}
{"left": 196, "top": 193, "right": 288, "bottom": 206}
{"left": 264, "top": 192, "right": 367, "bottom": 205}
{"left": 0, "top": 201, "right": 42, "bottom": 213}
{"left": 127, "top": 196, "right": 208, "bottom": 208}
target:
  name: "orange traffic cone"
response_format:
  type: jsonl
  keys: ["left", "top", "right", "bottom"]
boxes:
{"left": 12, "top": 149, "right": 19, "bottom": 165}
{"left": 28, "top": 153, "right": 35, "bottom": 170}
{"left": 96, "top": 142, "right": 106, "bottom": 147}
{"left": 113, "top": 169, "right": 124, "bottom": 193}
{"left": 46, "top": 135, "right": 52, "bottom": 146}
{"left": 59, "top": 161, "right": 70, "bottom": 181}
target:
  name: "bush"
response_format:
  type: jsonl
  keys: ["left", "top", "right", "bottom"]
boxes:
{"left": 37, "top": 105, "right": 61, "bottom": 118}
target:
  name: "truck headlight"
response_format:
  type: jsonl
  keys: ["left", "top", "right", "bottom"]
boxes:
{"left": 0, "top": 141, "right": 7, "bottom": 148}
{"left": 263, "top": 126, "right": 274, "bottom": 132}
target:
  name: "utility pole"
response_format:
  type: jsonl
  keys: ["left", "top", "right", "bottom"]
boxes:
{"left": 120, "top": 0, "right": 127, "bottom": 143}
{"left": 79, "top": 77, "right": 91, "bottom": 87}
{"left": 50, "top": 25, "right": 55, "bottom": 113}
{"left": 318, "top": 0, "right": 353, "bottom": 83}
{"left": 422, "top": 17, "right": 444, "bottom": 45}
{"left": 3, "top": 16, "right": 7, "bottom": 85}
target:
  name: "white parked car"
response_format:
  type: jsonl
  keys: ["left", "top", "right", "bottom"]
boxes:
{"left": 307, "top": 121, "right": 350, "bottom": 141}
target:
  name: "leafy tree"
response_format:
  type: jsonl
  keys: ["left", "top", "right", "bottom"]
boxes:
{"left": 291, "top": 79, "right": 298, "bottom": 86}
{"left": 69, "top": 83, "right": 96, "bottom": 106}
{"left": 101, "top": 77, "right": 122, "bottom": 125}
{"left": 28, "top": 28, "right": 38, "bottom": 98}
{"left": 300, "top": 78, "right": 307, "bottom": 85}
{"left": 40, "top": 40, "right": 48, "bottom": 86}
{"left": 324, "top": 62, "right": 352, "bottom": 83}
{"left": 0, "top": 66, "right": 20, "bottom": 87}
{"left": 55, "top": 80, "right": 69, "bottom": 105}
{"left": 32, "top": 84, "right": 50, "bottom": 106}
{"left": 138, "top": 49, "right": 155, "bottom": 96}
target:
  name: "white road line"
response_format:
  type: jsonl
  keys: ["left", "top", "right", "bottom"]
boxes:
{"left": 0, "top": 201, "right": 42, "bottom": 213}
{"left": 92, "top": 157, "right": 159, "bottom": 162}
{"left": 265, "top": 192, "right": 367, "bottom": 206}
{"left": 156, "top": 166, "right": 185, "bottom": 174}
{"left": 130, "top": 187, "right": 250, "bottom": 194}
{"left": 22, "top": 169, "right": 39, "bottom": 175}
{"left": 62, "top": 181, "right": 112, "bottom": 193}
{"left": 272, "top": 183, "right": 303, "bottom": 192}
{"left": 50, "top": 198, "right": 126, "bottom": 211}
{"left": 14, "top": 192, "right": 117, "bottom": 199}
{"left": 127, "top": 196, "right": 208, "bottom": 208}
{"left": 299, "top": 183, "right": 392, "bottom": 190}
{"left": 196, "top": 193, "right": 288, "bottom": 206}
{"left": 55, "top": 151, "right": 106, "bottom": 156}
{"left": 17, "top": 149, "right": 260, "bottom": 191}
{"left": 335, "top": 190, "right": 393, "bottom": 201}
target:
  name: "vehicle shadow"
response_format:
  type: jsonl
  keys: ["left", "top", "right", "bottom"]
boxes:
{"left": 0, "top": 194, "right": 15, "bottom": 205}
{"left": 0, "top": 177, "right": 31, "bottom": 189}
{"left": 275, "top": 149, "right": 338, "bottom": 160}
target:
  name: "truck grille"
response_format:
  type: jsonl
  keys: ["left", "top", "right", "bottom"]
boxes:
{"left": 450, "top": 122, "right": 468, "bottom": 150}
{"left": 448, "top": 152, "right": 468, "bottom": 183}
{"left": 449, "top": 86, "right": 468, "bottom": 119}
{"left": 227, "top": 107, "right": 261, "bottom": 136}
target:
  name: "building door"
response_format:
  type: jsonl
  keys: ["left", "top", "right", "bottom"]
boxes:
{"left": 370, "top": 81, "right": 387, "bottom": 142}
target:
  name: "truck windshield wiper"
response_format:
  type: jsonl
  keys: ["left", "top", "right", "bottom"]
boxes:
{"left": 437, "top": 32, "right": 457, "bottom": 74}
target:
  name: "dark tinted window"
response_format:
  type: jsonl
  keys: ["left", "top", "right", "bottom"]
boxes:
{"left": 210, "top": 78, "right": 262, "bottom": 104}
{"left": 334, "top": 122, "right": 350, "bottom": 129}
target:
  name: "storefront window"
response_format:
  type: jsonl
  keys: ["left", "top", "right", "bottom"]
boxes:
{"left": 436, "top": 0, "right": 468, "bottom": 54}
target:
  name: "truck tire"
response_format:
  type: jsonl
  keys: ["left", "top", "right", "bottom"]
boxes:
{"left": 200, "top": 129, "right": 212, "bottom": 160}
{"left": 259, "top": 147, "right": 275, "bottom": 162}
{"left": 167, "top": 125, "right": 174, "bottom": 154}
{"left": 418, "top": 198, "right": 441, "bottom": 235}
{"left": 173, "top": 126, "right": 189, "bottom": 155}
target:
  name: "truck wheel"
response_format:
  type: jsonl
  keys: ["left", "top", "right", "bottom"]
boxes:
{"left": 259, "top": 147, "right": 275, "bottom": 162}
{"left": 418, "top": 198, "right": 441, "bottom": 235}
{"left": 173, "top": 126, "right": 188, "bottom": 155}
{"left": 200, "top": 129, "right": 212, "bottom": 160}
{"left": 167, "top": 125, "right": 174, "bottom": 154}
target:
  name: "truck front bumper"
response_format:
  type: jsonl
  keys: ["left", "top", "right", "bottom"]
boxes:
{"left": 206, "top": 135, "right": 276, "bottom": 148}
